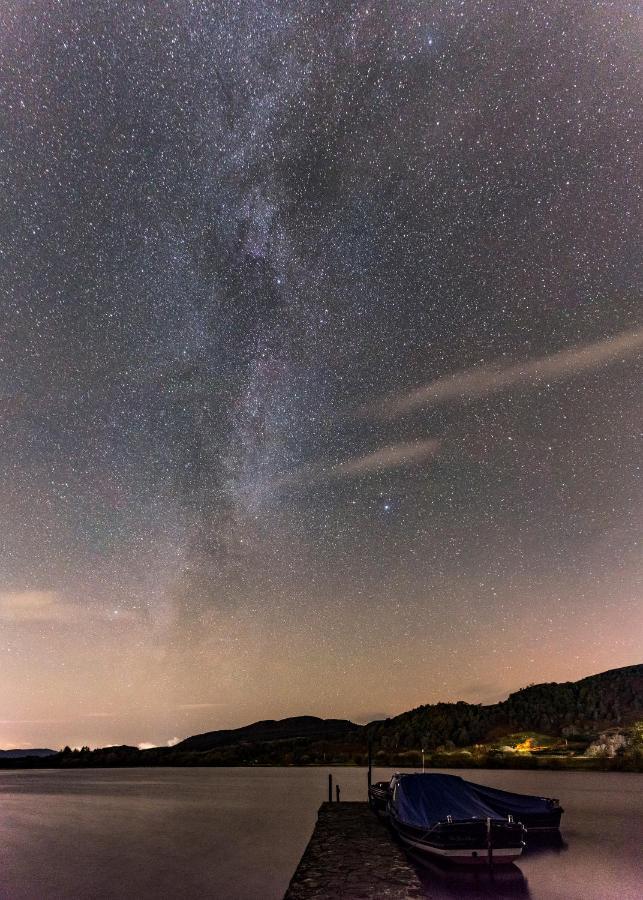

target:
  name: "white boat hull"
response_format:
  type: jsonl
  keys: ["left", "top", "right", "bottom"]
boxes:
{"left": 397, "top": 831, "right": 523, "bottom": 864}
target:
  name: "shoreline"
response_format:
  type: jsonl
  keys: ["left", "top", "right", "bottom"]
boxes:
{"left": 1, "top": 759, "right": 641, "bottom": 772}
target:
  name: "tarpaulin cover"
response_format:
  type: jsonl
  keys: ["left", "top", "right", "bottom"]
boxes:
{"left": 391, "top": 774, "right": 551, "bottom": 829}
{"left": 391, "top": 774, "right": 505, "bottom": 829}
{"left": 466, "top": 780, "right": 554, "bottom": 816}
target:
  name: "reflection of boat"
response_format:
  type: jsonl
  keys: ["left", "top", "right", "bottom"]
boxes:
{"left": 410, "top": 848, "right": 530, "bottom": 897}
{"left": 521, "top": 829, "right": 568, "bottom": 856}
{"left": 387, "top": 774, "right": 526, "bottom": 865}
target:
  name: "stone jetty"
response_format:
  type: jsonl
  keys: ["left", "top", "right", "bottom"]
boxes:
{"left": 283, "top": 802, "right": 425, "bottom": 899}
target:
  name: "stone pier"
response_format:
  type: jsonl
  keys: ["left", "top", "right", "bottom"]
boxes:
{"left": 283, "top": 802, "right": 425, "bottom": 899}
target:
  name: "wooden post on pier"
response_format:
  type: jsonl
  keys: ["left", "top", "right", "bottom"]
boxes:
{"left": 328, "top": 773, "right": 333, "bottom": 803}
{"left": 336, "top": 784, "right": 341, "bottom": 803}
{"left": 367, "top": 736, "right": 373, "bottom": 791}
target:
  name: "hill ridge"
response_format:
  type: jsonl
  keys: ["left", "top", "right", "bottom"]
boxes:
{"left": 369, "top": 663, "right": 643, "bottom": 749}
{"left": 175, "top": 714, "right": 360, "bottom": 753}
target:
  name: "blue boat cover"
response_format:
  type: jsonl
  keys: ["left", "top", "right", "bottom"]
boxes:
{"left": 392, "top": 774, "right": 504, "bottom": 828}
{"left": 466, "top": 779, "right": 554, "bottom": 815}
{"left": 392, "top": 774, "right": 550, "bottom": 828}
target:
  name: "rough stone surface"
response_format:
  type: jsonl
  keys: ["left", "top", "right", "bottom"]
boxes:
{"left": 283, "top": 802, "right": 425, "bottom": 899}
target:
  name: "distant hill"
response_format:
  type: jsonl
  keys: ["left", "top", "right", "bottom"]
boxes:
{"left": 174, "top": 715, "right": 360, "bottom": 752}
{"left": 368, "top": 664, "right": 643, "bottom": 749}
{"left": 0, "top": 748, "right": 57, "bottom": 758}
{"left": 1, "top": 664, "right": 640, "bottom": 770}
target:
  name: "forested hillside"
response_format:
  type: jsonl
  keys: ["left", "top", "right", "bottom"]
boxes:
{"left": 367, "top": 665, "right": 643, "bottom": 750}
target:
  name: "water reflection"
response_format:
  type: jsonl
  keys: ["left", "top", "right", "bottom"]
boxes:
{"left": 522, "top": 831, "right": 568, "bottom": 857}
{"left": 405, "top": 830, "right": 572, "bottom": 897}
{"left": 0, "top": 768, "right": 639, "bottom": 900}
{"left": 409, "top": 851, "right": 531, "bottom": 898}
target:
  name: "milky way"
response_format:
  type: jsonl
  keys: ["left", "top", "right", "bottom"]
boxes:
{"left": 0, "top": 1, "right": 641, "bottom": 748}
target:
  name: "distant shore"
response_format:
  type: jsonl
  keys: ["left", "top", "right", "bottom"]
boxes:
{"left": 1, "top": 753, "right": 641, "bottom": 772}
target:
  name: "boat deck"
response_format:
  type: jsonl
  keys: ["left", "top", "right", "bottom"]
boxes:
{"left": 283, "top": 801, "right": 425, "bottom": 899}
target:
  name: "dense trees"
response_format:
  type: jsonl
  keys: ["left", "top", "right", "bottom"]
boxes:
{"left": 367, "top": 664, "right": 643, "bottom": 752}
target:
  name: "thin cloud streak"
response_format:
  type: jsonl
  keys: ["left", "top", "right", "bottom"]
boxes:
{"left": 0, "top": 591, "right": 77, "bottom": 624}
{"left": 137, "top": 737, "right": 184, "bottom": 750}
{"left": 370, "top": 326, "right": 643, "bottom": 420}
{"left": 280, "top": 438, "right": 441, "bottom": 488}
{"left": 176, "top": 703, "right": 221, "bottom": 710}
{"left": 0, "top": 718, "right": 69, "bottom": 725}
{"left": 328, "top": 439, "right": 441, "bottom": 477}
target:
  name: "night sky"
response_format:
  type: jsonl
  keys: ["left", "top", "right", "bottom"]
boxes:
{"left": 1, "top": 1, "right": 641, "bottom": 750}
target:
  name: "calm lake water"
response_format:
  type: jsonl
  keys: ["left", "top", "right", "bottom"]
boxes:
{"left": 0, "top": 767, "right": 641, "bottom": 899}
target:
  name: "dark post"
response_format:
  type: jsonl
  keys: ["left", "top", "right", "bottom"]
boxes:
{"left": 367, "top": 736, "right": 372, "bottom": 791}
{"left": 328, "top": 773, "right": 333, "bottom": 803}
{"left": 336, "top": 784, "right": 340, "bottom": 803}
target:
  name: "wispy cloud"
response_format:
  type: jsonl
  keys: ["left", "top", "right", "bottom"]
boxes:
{"left": 326, "top": 439, "right": 441, "bottom": 477}
{"left": 0, "top": 718, "right": 69, "bottom": 725}
{"left": 281, "top": 438, "right": 441, "bottom": 487}
{"left": 369, "top": 326, "right": 643, "bottom": 420}
{"left": 0, "top": 590, "right": 77, "bottom": 623}
{"left": 137, "top": 737, "right": 183, "bottom": 750}
{"left": 176, "top": 702, "right": 220, "bottom": 710}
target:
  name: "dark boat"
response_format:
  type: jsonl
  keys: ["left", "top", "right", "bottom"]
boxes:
{"left": 386, "top": 773, "right": 527, "bottom": 864}
{"left": 368, "top": 780, "right": 391, "bottom": 812}
{"left": 369, "top": 773, "right": 563, "bottom": 831}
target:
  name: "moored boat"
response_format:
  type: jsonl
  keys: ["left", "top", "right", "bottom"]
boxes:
{"left": 369, "top": 772, "right": 564, "bottom": 831}
{"left": 387, "top": 773, "right": 526, "bottom": 865}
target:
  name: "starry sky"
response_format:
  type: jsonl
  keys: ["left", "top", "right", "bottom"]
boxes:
{"left": 1, "top": 1, "right": 641, "bottom": 750}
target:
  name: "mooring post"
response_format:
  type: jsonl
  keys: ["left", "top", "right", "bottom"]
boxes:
{"left": 336, "top": 784, "right": 340, "bottom": 803}
{"left": 328, "top": 773, "right": 333, "bottom": 802}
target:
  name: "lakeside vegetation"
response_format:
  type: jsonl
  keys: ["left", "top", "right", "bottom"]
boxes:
{"left": 11, "top": 719, "right": 637, "bottom": 772}
{"left": 3, "top": 728, "right": 641, "bottom": 772}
